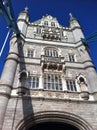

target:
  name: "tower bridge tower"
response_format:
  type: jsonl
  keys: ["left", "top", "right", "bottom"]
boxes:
{"left": 0, "top": 8, "right": 97, "bottom": 130}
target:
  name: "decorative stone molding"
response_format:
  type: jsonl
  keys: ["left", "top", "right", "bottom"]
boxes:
{"left": 17, "top": 69, "right": 29, "bottom": 96}
{"left": 16, "top": 111, "right": 93, "bottom": 130}
{"left": 41, "top": 55, "right": 65, "bottom": 71}
{"left": 80, "top": 91, "right": 89, "bottom": 100}
{"left": 76, "top": 74, "right": 89, "bottom": 100}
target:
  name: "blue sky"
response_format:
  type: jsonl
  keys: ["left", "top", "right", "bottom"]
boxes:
{"left": 0, "top": 0, "right": 97, "bottom": 76}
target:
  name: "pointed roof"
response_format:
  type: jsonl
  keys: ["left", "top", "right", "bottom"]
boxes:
{"left": 31, "top": 14, "right": 62, "bottom": 28}
{"left": 69, "top": 13, "right": 77, "bottom": 21}
{"left": 24, "top": 7, "right": 29, "bottom": 12}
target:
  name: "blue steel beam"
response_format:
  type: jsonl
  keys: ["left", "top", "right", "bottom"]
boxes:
{"left": 81, "top": 31, "right": 97, "bottom": 44}
{"left": 0, "top": 0, "right": 20, "bottom": 35}
{"left": 0, "top": 0, "right": 12, "bottom": 26}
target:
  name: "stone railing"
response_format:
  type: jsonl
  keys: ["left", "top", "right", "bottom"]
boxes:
{"left": 42, "top": 27, "right": 61, "bottom": 41}
{"left": 41, "top": 55, "right": 65, "bottom": 71}
{"left": 41, "top": 55, "right": 62, "bottom": 63}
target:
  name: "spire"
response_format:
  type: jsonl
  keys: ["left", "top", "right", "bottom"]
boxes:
{"left": 17, "top": 6, "right": 29, "bottom": 35}
{"left": 69, "top": 12, "right": 81, "bottom": 29}
{"left": 18, "top": 6, "right": 29, "bottom": 18}
{"left": 24, "top": 6, "right": 28, "bottom": 13}
{"left": 18, "top": 6, "right": 29, "bottom": 19}
{"left": 69, "top": 13, "right": 76, "bottom": 21}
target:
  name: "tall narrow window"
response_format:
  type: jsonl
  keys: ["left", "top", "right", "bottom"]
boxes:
{"left": 44, "top": 48, "right": 58, "bottom": 57}
{"left": 27, "top": 50, "right": 33, "bottom": 58}
{"left": 37, "top": 28, "right": 41, "bottom": 34}
{"left": 43, "top": 74, "right": 62, "bottom": 91}
{"left": 66, "top": 80, "right": 77, "bottom": 92}
{"left": 44, "top": 21, "right": 48, "bottom": 26}
{"left": 27, "top": 77, "right": 39, "bottom": 89}
{"left": 51, "top": 22, "right": 55, "bottom": 27}
{"left": 68, "top": 54, "right": 75, "bottom": 62}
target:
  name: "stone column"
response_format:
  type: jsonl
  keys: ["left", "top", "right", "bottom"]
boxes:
{"left": 0, "top": 36, "right": 21, "bottom": 130}
{"left": 86, "top": 67, "right": 97, "bottom": 100}
{"left": 39, "top": 75, "right": 43, "bottom": 89}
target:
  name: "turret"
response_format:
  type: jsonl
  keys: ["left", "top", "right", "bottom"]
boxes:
{"left": 17, "top": 7, "right": 29, "bottom": 36}
{"left": 0, "top": 35, "right": 23, "bottom": 129}
{"left": 69, "top": 14, "right": 97, "bottom": 98}
{"left": 69, "top": 13, "right": 84, "bottom": 41}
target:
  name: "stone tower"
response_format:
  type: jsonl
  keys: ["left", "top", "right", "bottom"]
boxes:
{"left": 0, "top": 8, "right": 97, "bottom": 130}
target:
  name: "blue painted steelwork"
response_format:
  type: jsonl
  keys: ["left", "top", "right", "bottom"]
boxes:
{"left": 0, "top": 0, "right": 20, "bottom": 35}
{"left": 81, "top": 31, "right": 97, "bottom": 44}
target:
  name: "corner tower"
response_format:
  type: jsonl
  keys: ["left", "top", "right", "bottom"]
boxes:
{"left": 0, "top": 9, "right": 97, "bottom": 130}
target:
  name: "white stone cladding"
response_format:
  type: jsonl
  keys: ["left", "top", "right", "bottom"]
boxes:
{"left": 11, "top": 9, "right": 97, "bottom": 97}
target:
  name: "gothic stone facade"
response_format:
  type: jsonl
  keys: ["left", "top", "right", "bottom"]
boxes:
{"left": 0, "top": 9, "right": 97, "bottom": 130}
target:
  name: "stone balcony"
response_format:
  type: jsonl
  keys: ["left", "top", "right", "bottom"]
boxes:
{"left": 42, "top": 33, "right": 61, "bottom": 41}
{"left": 41, "top": 55, "right": 65, "bottom": 71}
{"left": 42, "top": 27, "right": 61, "bottom": 41}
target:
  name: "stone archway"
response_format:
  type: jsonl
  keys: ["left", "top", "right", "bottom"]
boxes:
{"left": 16, "top": 111, "right": 93, "bottom": 130}
{"left": 28, "top": 122, "right": 79, "bottom": 130}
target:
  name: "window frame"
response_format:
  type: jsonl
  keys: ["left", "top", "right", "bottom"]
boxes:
{"left": 68, "top": 53, "right": 75, "bottom": 62}
{"left": 66, "top": 79, "right": 77, "bottom": 92}
{"left": 43, "top": 74, "right": 62, "bottom": 91}
{"left": 26, "top": 76, "right": 39, "bottom": 89}
{"left": 44, "top": 48, "right": 58, "bottom": 57}
{"left": 51, "top": 22, "right": 55, "bottom": 27}
{"left": 44, "top": 21, "right": 48, "bottom": 26}
{"left": 27, "top": 49, "right": 34, "bottom": 58}
{"left": 36, "top": 27, "right": 41, "bottom": 34}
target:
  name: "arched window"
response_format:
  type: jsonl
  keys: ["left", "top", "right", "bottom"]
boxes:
{"left": 79, "top": 77, "right": 85, "bottom": 83}
{"left": 77, "top": 74, "right": 88, "bottom": 92}
{"left": 44, "top": 48, "right": 58, "bottom": 57}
